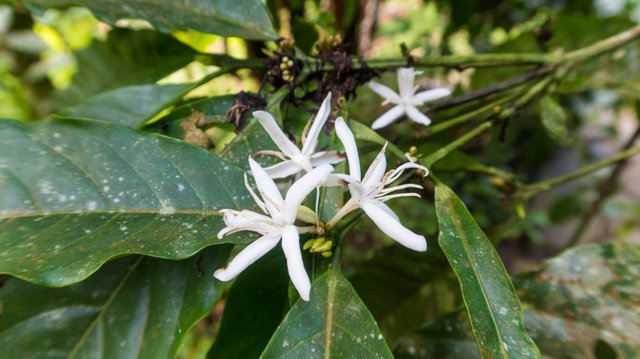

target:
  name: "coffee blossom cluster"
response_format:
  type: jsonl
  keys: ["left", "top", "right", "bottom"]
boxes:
{"left": 215, "top": 70, "right": 438, "bottom": 301}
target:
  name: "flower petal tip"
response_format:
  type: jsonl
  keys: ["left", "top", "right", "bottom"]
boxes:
{"left": 213, "top": 269, "right": 232, "bottom": 282}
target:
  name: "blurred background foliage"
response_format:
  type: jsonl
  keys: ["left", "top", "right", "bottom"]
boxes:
{"left": 1, "top": 0, "right": 640, "bottom": 357}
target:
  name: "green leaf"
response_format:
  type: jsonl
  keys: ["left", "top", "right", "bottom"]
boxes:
{"left": 261, "top": 268, "right": 393, "bottom": 358}
{"left": 538, "top": 95, "right": 569, "bottom": 143}
{"left": 0, "top": 118, "right": 254, "bottom": 286}
{"left": 58, "top": 83, "right": 195, "bottom": 128}
{"left": 144, "top": 95, "right": 236, "bottom": 140}
{"left": 395, "top": 243, "right": 640, "bottom": 358}
{"left": 434, "top": 183, "right": 539, "bottom": 358}
{"left": 349, "top": 245, "right": 461, "bottom": 345}
{"left": 26, "top": 0, "right": 277, "bottom": 40}
{"left": 0, "top": 245, "right": 230, "bottom": 359}
{"left": 514, "top": 243, "right": 640, "bottom": 358}
{"left": 208, "top": 250, "right": 290, "bottom": 358}
{"left": 56, "top": 28, "right": 196, "bottom": 107}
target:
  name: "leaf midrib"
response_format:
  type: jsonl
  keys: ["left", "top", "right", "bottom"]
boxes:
{"left": 66, "top": 257, "right": 144, "bottom": 358}
{"left": 443, "top": 195, "right": 508, "bottom": 358}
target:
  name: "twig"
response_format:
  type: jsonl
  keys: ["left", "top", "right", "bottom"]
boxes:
{"left": 426, "top": 67, "right": 553, "bottom": 114}
{"left": 562, "top": 124, "right": 640, "bottom": 250}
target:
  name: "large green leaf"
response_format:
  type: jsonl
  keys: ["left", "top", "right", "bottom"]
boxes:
{"left": 58, "top": 83, "right": 195, "bottom": 128}
{"left": 349, "top": 245, "right": 461, "bottom": 345}
{"left": 208, "top": 250, "right": 290, "bottom": 358}
{"left": 394, "top": 243, "right": 640, "bottom": 358}
{"left": 515, "top": 243, "right": 640, "bottom": 358}
{"left": 260, "top": 267, "right": 393, "bottom": 358}
{"left": 56, "top": 28, "right": 196, "bottom": 107}
{"left": 0, "top": 246, "right": 230, "bottom": 359}
{"left": 26, "top": 0, "right": 277, "bottom": 40}
{"left": 434, "top": 183, "right": 539, "bottom": 358}
{"left": 0, "top": 118, "right": 254, "bottom": 286}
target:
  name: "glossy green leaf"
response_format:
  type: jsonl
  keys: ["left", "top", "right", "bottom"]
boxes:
{"left": 349, "top": 245, "right": 461, "bottom": 345}
{"left": 395, "top": 243, "right": 640, "bottom": 358}
{"left": 144, "top": 95, "right": 236, "bottom": 140}
{"left": 0, "top": 245, "right": 230, "bottom": 359}
{"left": 261, "top": 267, "right": 393, "bottom": 358}
{"left": 58, "top": 83, "right": 195, "bottom": 128}
{"left": 538, "top": 95, "right": 569, "bottom": 143}
{"left": 0, "top": 118, "right": 254, "bottom": 286}
{"left": 434, "top": 183, "right": 539, "bottom": 358}
{"left": 208, "top": 250, "right": 289, "bottom": 358}
{"left": 26, "top": 0, "right": 277, "bottom": 40}
{"left": 514, "top": 243, "right": 640, "bottom": 358}
{"left": 56, "top": 28, "right": 196, "bottom": 107}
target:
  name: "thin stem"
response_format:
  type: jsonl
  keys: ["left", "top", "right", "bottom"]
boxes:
{"left": 422, "top": 76, "right": 554, "bottom": 166}
{"left": 359, "top": 53, "right": 554, "bottom": 70}
{"left": 423, "top": 92, "right": 519, "bottom": 136}
{"left": 561, "top": 26, "right": 640, "bottom": 63}
{"left": 427, "top": 67, "right": 553, "bottom": 114}
{"left": 522, "top": 146, "right": 640, "bottom": 195}
{"left": 563, "top": 125, "right": 640, "bottom": 250}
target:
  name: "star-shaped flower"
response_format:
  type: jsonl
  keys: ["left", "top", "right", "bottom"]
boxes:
{"left": 215, "top": 158, "right": 334, "bottom": 301}
{"left": 252, "top": 93, "right": 343, "bottom": 179}
{"left": 368, "top": 67, "right": 452, "bottom": 130}
{"left": 326, "top": 118, "right": 428, "bottom": 252}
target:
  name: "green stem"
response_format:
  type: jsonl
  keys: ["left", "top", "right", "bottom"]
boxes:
{"left": 521, "top": 146, "right": 640, "bottom": 195}
{"left": 423, "top": 92, "right": 518, "bottom": 136}
{"left": 561, "top": 26, "right": 640, "bottom": 63}
{"left": 563, "top": 125, "right": 640, "bottom": 250}
{"left": 360, "top": 53, "right": 553, "bottom": 70}
{"left": 422, "top": 77, "right": 554, "bottom": 166}
{"left": 422, "top": 121, "right": 493, "bottom": 167}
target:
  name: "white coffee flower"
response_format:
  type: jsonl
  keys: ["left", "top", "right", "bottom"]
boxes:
{"left": 215, "top": 158, "right": 334, "bottom": 301}
{"left": 368, "top": 67, "right": 451, "bottom": 130}
{"left": 327, "top": 118, "right": 428, "bottom": 252}
{"left": 252, "top": 93, "right": 343, "bottom": 178}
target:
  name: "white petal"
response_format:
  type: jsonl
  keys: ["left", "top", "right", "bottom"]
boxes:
{"left": 334, "top": 117, "right": 361, "bottom": 181}
{"left": 309, "top": 151, "right": 345, "bottom": 166}
{"left": 397, "top": 68, "right": 416, "bottom": 98}
{"left": 323, "top": 173, "right": 353, "bottom": 187}
{"left": 386, "top": 162, "right": 429, "bottom": 184}
{"left": 248, "top": 158, "right": 284, "bottom": 216}
{"left": 281, "top": 224, "right": 311, "bottom": 301}
{"left": 253, "top": 110, "right": 302, "bottom": 158}
{"left": 368, "top": 81, "right": 400, "bottom": 101}
{"left": 282, "top": 164, "right": 334, "bottom": 224}
{"left": 413, "top": 87, "right": 452, "bottom": 105}
{"left": 371, "top": 105, "right": 405, "bottom": 130}
{"left": 376, "top": 201, "right": 400, "bottom": 222}
{"left": 405, "top": 106, "right": 432, "bottom": 126}
{"left": 362, "top": 144, "right": 387, "bottom": 187}
{"left": 301, "top": 93, "right": 331, "bottom": 156}
{"left": 361, "top": 202, "right": 427, "bottom": 252}
{"left": 264, "top": 160, "right": 304, "bottom": 179}
{"left": 213, "top": 234, "right": 281, "bottom": 281}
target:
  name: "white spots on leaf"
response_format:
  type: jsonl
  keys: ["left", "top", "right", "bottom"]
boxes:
{"left": 86, "top": 201, "right": 98, "bottom": 211}
{"left": 53, "top": 132, "right": 60, "bottom": 138}
{"left": 159, "top": 200, "right": 176, "bottom": 215}
{"left": 178, "top": 183, "right": 185, "bottom": 192}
